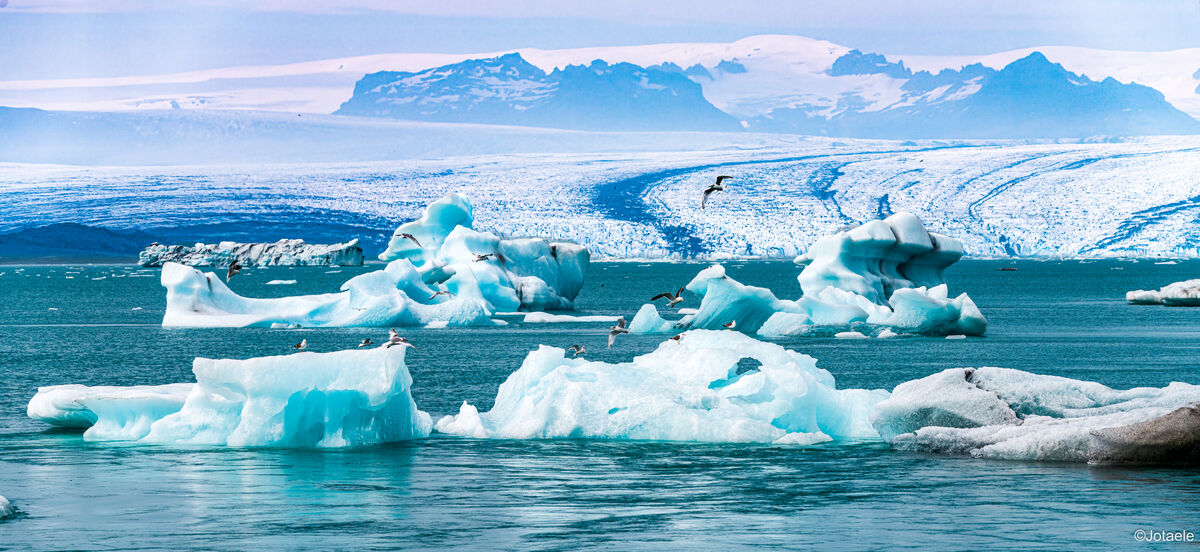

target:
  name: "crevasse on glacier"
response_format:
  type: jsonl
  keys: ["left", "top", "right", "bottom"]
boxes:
{"left": 27, "top": 347, "right": 431, "bottom": 447}
{"left": 160, "top": 193, "right": 590, "bottom": 328}
{"left": 630, "top": 212, "right": 987, "bottom": 337}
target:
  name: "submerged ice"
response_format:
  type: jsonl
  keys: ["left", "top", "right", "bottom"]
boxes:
{"left": 161, "top": 193, "right": 589, "bottom": 327}
{"left": 27, "top": 347, "right": 431, "bottom": 447}
{"left": 631, "top": 213, "right": 985, "bottom": 337}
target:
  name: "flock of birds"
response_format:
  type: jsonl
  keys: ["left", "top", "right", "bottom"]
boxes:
{"left": 225, "top": 175, "right": 740, "bottom": 357}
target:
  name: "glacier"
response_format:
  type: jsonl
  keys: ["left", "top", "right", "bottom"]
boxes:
{"left": 871, "top": 367, "right": 1200, "bottom": 463}
{"left": 138, "top": 239, "right": 364, "bottom": 267}
{"left": 435, "top": 330, "right": 888, "bottom": 443}
{"left": 630, "top": 213, "right": 986, "bottom": 337}
{"left": 1126, "top": 279, "right": 1200, "bottom": 306}
{"left": 27, "top": 347, "right": 432, "bottom": 448}
{"left": 160, "top": 193, "right": 590, "bottom": 327}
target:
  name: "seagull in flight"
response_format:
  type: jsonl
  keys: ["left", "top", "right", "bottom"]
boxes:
{"left": 473, "top": 253, "right": 498, "bottom": 262}
{"left": 608, "top": 317, "right": 630, "bottom": 349}
{"left": 293, "top": 339, "right": 307, "bottom": 351}
{"left": 226, "top": 260, "right": 242, "bottom": 282}
{"left": 358, "top": 338, "right": 375, "bottom": 347}
{"left": 385, "top": 328, "right": 415, "bottom": 349}
{"left": 651, "top": 287, "right": 686, "bottom": 308}
{"left": 429, "top": 290, "right": 454, "bottom": 300}
{"left": 398, "top": 233, "right": 422, "bottom": 247}
{"left": 567, "top": 344, "right": 586, "bottom": 357}
{"left": 702, "top": 175, "right": 733, "bottom": 209}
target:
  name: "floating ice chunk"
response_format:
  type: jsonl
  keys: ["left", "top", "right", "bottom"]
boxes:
{"left": 876, "top": 329, "right": 898, "bottom": 339}
{"left": 772, "top": 431, "right": 834, "bottom": 446}
{"left": 871, "top": 367, "right": 1200, "bottom": 463}
{"left": 378, "top": 193, "right": 473, "bottom": 265}
{"left": 0, "top": 495, "right": 14, "bottom": 520}
{"left": 139, "top": 239, "right": 363, "bottom": 267}
{"left": 834, "top": 331, "right": 868, "bottom": 339}
{"left": 1127, "top": 279, "right": 1200, "bottom": 306}
{"left": 522, "top": 312, "right": 621, "bottom": 323}
{"left": 265, "top": 279, "right": 297, "bottom": 285}
{"left": 28, "top": 348, "right": 432, "bottom": 448}
{"left": 435, "top": 330, "right": 888, "bottom": 443}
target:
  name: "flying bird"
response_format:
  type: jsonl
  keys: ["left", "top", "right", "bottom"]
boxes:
{"left": 226, "top": 260, "right": 242, "bottom": 282}
{"left": 567, "top": 344, "right": 586, "bottom": 357}
{"left": 429, "top": 290, "right": 454, "bottom": 300}
{"left": 293, "top": 339, "right": 307, "bottom": 351}
{"left": 473, "top": 253, "right": 497, "bottom": 262}
{"left": 385, "top": 328, "right": 415, "bottom": 349}
{"left": 608, "top": 317, "right": 630, "bottom": 349}
{"left": 701, "top": 175, "right": 733, "bottom": 209}
{"left": 358, "top": 338, "right": 374, "bottom": 347}
{"left": 651, "top": 287, "right": 686, "bottom": 308}
{"left": 398, "top": 233, "right": 422, "bottom": 247}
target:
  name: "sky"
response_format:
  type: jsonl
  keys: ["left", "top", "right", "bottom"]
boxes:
{"left": 1, "top": 0, "right": 1199, "bottom": 79}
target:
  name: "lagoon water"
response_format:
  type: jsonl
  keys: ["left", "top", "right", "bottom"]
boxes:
{"left": 2, "top": 260, "right": 1200, "bottom": 549}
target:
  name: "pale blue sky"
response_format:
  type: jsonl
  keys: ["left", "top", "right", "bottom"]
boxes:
{"left": 2, "top": 0, "right": 1199, "bottom": 79}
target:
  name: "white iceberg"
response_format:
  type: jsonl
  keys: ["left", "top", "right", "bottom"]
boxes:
{"left": 1127, "top": 279, "right": 1200, "bottom": 306}
{"left": 435, "top": 330, "right": 888, "bottom": 443}
{"left": 871, "top": 367, "right": 1200, "bottom": 463}
{"left": 139, "top": 239, "right": 364, "bottom": 267}
{"left": 27, "top": 347, "right": 432, "bottom": 448}
{"left": 161, "top": 193, "right": 590, "bottom": 327}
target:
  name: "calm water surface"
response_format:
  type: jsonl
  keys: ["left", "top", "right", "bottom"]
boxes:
{"left": 2, "top": 260, "right": 1200, "bottom": 550}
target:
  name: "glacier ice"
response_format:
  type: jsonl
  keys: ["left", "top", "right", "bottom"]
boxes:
{"left": 871, "top": 367, "right": 1200, "bottom": 463}
{"left": 160, "top": 194, "right": 590, "bottom": 327}
{"left": 1127, "top": 279, "right": 1200, "bottom": 306}
{"left": 139, "top": 239, "right": 364, "bottom": 267}
{"left": 27, "top": 347, "right": 431, "bottom": 448}
{"left": 631, "top": 214, "right": 985, "bottom": 337}
{"left": 435, "top": 330, "right": 888, "bottom": 443}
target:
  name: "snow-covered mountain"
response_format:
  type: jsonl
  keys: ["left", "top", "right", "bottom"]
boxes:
{"left": 335, "top": 53, "right": 741, "bottom": 131}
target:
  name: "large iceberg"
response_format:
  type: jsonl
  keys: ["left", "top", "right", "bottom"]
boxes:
{"left": 871, "top": 367, "right": 1200, "bottom": 463}
{"left": 631, "top": 214, "right": 985, "bottom": 337}
{"left": 139, "top": 239, "right": 364, "bottom": 267}
{"left": 27, "top": 347, "right": 432, "bottom": 447}
{"left": 161, "top": 193, "right": 590, "bottom": 327}
{"left": 435, "top": 330, "right": 887, "bottom": 443}
{"left": 1127, "top": 279, "right": 1200, "bottom": 306}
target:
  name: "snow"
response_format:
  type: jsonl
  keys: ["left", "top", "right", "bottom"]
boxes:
{"left": 160, "top": 194, "right": 590, "bottom": 327}
{"left": 27, "top": 347, "right": 432, "bottom": 448}
{"left": 1127, "top": 279, "right": 1200, "bottom": 306}
{"left": 138, "top": 239, "right": 363, "bottom": 267}
{"left": 631, "top": 215, "right": 986, "bottom": 336}
{"left": 435, "top": 330, "right": 887, "bottom": 443}
{"left": 871, "top": 367, "right": 1200, "bottom": 463}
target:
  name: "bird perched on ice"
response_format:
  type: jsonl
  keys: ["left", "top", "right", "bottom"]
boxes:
{"left": 226, "top": 260, "right": 242, "bottom": 282}
{"left": 385, "top": 328, "right": 415, "bottom": 349}
{"left": 608, "top": 317, "right": 630, "bottom": 349}
{"left": 398, "top": 233, "right": 422, "bottom": 247}
{"left": 723, "top": 321, "right": 736, "bottom": 329}
{"left": 701, "top": 175, "right": 733, "bottom": 209}
{"left": 651, "top": 287, "right": 686, "bottom": 308}
{"left": 358, "top": 338, "right": 374, "bottom": 347}
{"left": 567, "top": 344, "right": 586, "bottom": 357}
{"left": 670, "top": 334, "right": 683, "bottom": 342}
{"left": 429, "top": 290, "right": 454, "bottom": 300}
{"left": 293, "top": 339, "right": 307, "bottom": 351}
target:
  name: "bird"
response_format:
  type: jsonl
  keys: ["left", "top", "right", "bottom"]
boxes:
{"left": 473, "top": 253, "right": 497, "bottom": 262}
{"left": 567, "top": 344, "right": 586, "bottom": 357}
{"left": 358, "top": 338, "right": 374, "bottom": 347}
{"left": 723, "top": 321, "right": 737, "bottom": 329}
{"left": 293, "top": 339, "right": 307, "bottom": 351}
{"left": 670, "top": 334, "right": 683, "bottom": 342}
{"left": 385, "top": 328, "right": 415, "bottom": 349}
{"left": 650, "top": 287, "right": 686, "bottom": 308}
{"left": 398, "top": 233, "right": 422, "bottom": 247}
{"left": 429, "top": 290, "right": 454, "bottom": 300}
{"left": 702, "top": 175, "right": 733, "bottom": 209}
{"left": 550, "top": 245, "right": 558, "bottom": 258}
{"left": 608, "top": 317, "right": 629, "bottom": 349}
{"left": 226, "top": 260, "right": 242, "bottom": 282}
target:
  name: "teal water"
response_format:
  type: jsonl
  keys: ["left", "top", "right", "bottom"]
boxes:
{"left": 2, "top": 260, "right": 1200, "bottom": 550}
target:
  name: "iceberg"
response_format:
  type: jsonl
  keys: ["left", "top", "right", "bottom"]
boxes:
{"left": 138, "top": 239, "right": 364, "bottom": 267}
{"left": 1127, "top": 279, "right": 1200, "bottom": 306}
{"left": 631, "top": 214, "right": 985, "bottom": 337}
{"left": 27, "top": 347, "right": 431, "bottom": 448}
{"left": 0, "top": 495, "right": 14, "bottom": 520}
{"left": 871, "top": 367, "right": 1200, "bottom": 463}
{"left": 161, "top": 193, "right": 590, "bottom": 327}
{"left": 435, "top": 330, "right": 888, "bottom": 443}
